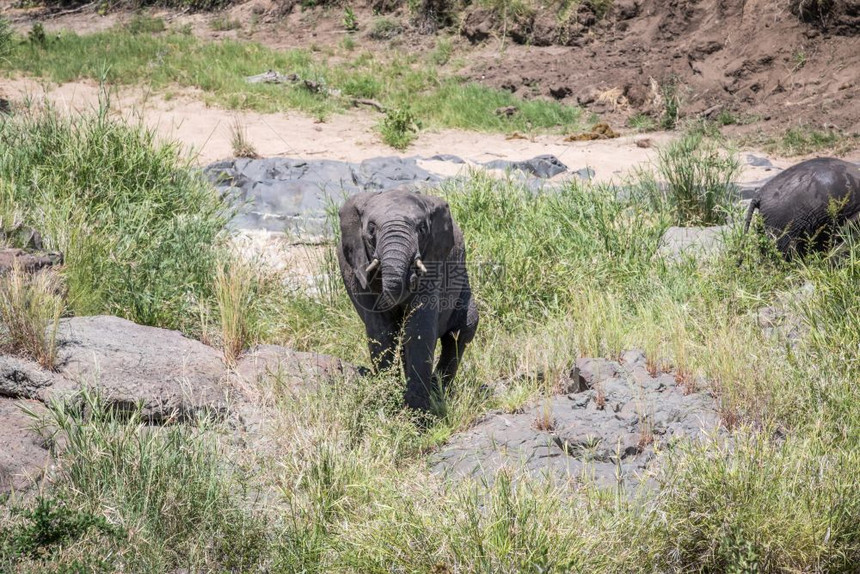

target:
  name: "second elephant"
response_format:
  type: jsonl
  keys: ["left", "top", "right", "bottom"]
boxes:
{"left": 744, "top": 157, "right": 860, "bottom": 257}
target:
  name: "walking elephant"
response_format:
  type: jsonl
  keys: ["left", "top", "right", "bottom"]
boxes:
{"left": 744, "top": 157, "right": 860, "bottom": 257}
{"left": 337, "top": 189, "right": 479, "bottom": 411}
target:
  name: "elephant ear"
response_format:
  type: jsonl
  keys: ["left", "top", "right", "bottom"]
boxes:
{"left": 339, "top": 193, "right": 373, "bottom": 290}
{"left": 423, "top": 195, "right": 455, "bottom": 262}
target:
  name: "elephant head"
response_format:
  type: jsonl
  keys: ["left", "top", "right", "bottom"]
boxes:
{"left": 339, "top": 190, "right": 455, "bottom": 309}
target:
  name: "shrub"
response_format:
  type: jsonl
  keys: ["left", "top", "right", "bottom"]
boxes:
{"left": 0, "top": 263, "right": 63, "bottom": 369}
{"left": 636, "top": 130, "right": 741, "bottom": 225}
{"left": 209, "top": 15, "right": 242, "bottom": 31}
{"left": 0, "top": 105, "right": 227, "bottom": 330}
{"left": 125, "top": 14, "right": 166, "bottom": 34}
{"left": 368, "top": 17, "right": 403, "bottom": 40}
{"left": 0, "top": 16, "right": 13, "bottom": 59}
{"left": 378, "top": 107, "right": 421, "bottom": 149}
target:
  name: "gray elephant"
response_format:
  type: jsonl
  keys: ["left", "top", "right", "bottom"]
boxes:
{"left": 337, "top": 189, "right": 479, "bottom": 411}
{"left": 744, "top": 157, "right": 860, "bottom": 257}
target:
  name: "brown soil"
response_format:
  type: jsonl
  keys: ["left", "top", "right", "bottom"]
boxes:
{"left": 2, "top": 0, "right": 859, "bottom": 145}
{"left": 462, "top": 0, "right": 860, "bottom": 136}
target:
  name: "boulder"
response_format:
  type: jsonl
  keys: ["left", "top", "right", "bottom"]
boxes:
{"left": 206, "top": 157, "right": 440, "bottom": 237}
{"left": 54, "top": 316, "right": 230, "bottom": 423}
{"left": 483, "top": 155, "right": 568, "bottom": 178}
{"left": 0, "top": 398, "right": 51, "bottom": 494}
{"left": 235, "top": 344, "right": 366, "bottom": 388}
{"left": 432, "top": 351, "right": 722, "bottom": 489}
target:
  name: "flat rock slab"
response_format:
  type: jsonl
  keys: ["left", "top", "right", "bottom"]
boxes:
{"left": 657, "top": 226, "right": 729, "bottom": 262}
{"left": 206, "top": 157, "right": 441, "bottom": 236}
{"left": 54, "top": 316, "right": 230, "bottom": 423}
{"left": 0, "top": 398, "right": 50, "bottom": 493}
{"left": 432, "top": 351, "right": 722, "bottom": 490}
{"left": 236, "top": 344, "right": 366, "bottom": 388}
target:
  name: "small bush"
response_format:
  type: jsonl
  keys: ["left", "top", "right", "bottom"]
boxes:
{"left": 0, "top": 16, "right": 13, "bottom": 58}
{"left": 343, "top": 5, "right": 359, "bottom": 32}
{"left": 28, "top": 23, "right": 48, "bottom": 48}
{"left": 378, "top": 107, "right": 421, "bottom": 149}
{"left": 658, "top": 76, "right": 681, "bottom": 130}
{"left": 636, "top": 130, "right": 741, "bottom": 225}
{"left": 368, "top": 17, "right": 403, "bottom": 40}
{"left": 229, "top": 116, "right": 258, "bottom": 158}
{"left": 125, "top": 14, "right": 166, "bottom": 34}
{"left": 0, "top": 263, "right": 63, "bottom": 369}
{"left": 209, "top": 15, "right": 241, "bottom": 31}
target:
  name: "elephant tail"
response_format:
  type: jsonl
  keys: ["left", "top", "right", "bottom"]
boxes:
{"left": 743, "top": 197, "right": 760, "bottom": 234}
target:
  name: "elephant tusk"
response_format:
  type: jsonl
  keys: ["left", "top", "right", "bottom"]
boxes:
{"left": 366, "top": 258, "right": 380, "bottom": 274}
{"left": 414, "top": 258, "right": 427, "bottom": 276}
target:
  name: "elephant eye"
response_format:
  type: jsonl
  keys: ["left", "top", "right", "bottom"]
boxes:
{"left": 418, "top": 222, "right": 428, "bottom": 235}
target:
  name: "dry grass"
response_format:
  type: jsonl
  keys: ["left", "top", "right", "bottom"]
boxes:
{"left": 214, "top": 258, "right": 256, "bottom": 366}
{"left": 0, "top": 262, "right": 63, "bottom": 369}
{"left": 229, "top": 116, "right": 259, "bottom": 159}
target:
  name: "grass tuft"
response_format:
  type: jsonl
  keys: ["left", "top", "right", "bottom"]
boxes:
{"left": 0, "top": 262, "right": 63, "bottom": 369}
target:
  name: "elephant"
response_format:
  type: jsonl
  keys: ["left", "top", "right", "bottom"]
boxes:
{"left": 744, "top": 157, "right": 860, "bottom": 257}
{"left": 337, "top": 189, "right": 479, "bottom": 411}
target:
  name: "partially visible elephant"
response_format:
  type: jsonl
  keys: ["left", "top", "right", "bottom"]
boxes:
{"left": 337, "top": 189, "right": 479, "bottom": 411}
{"left": 744, "top": 157, "right": 860, "bottom": 257}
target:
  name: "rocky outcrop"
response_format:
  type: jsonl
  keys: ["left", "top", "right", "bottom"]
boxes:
{"left": 432, "top": 350, "right": 722, "bottom": 489}
{"left": 0, "top": 247, "right": 63, "bottom": 274}
{"left": 0, "top": 315, "right": 357, "bottom": 494}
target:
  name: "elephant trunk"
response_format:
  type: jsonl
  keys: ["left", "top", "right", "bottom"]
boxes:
{"left": 378, "top": 221, "right": 417, "bottom": 307}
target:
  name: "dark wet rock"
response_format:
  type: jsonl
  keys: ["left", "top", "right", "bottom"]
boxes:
{"left": 657, "top": 226, "right": 729, "bottom": 261}
{"left": 0, "top": 248, "right": 63, "bottom": 274}
{"left": 483, "top": 155, "right": 568, "bottom": 178}
{"left": 427, "top": 154, "right": 466, "bottom": 164}
{"left": 432, "top": 353, "right": 722, "bottom": 489}
{"left": 206, "top": 157, "right": 440, "bottom": 236}
{"left": 235, "top": 344, "right": 366, "bottom": 388}
{"left": 746, "top": 154, "right": 774, "bottom": 168}
{"left": 574, "top": 167, "right": 595, "bottom": 180}
{"left": 54, "top": 316, "right": 229, "bottom": 423}
{"left": 0, "top": 398, "right": 50, "bottom": 494}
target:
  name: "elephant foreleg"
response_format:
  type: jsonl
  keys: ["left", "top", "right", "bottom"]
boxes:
{"left": 365, "top": 314, "right": 397, "bottom": 374}
{"left": 401, "top": 313, "right": 437, "bottom": 411}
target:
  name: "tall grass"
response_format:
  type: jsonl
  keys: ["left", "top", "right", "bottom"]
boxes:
{"left": 0, "top": 103, "right": 227, "bottom": 330}
{"left": 0, "top": 263, "right": 63, "bottom": 368}
{"left": 635, "top": 129, "right": 741, "bottom": 225}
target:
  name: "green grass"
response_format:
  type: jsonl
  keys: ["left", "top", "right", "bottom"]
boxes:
{"left": 755, "top": 126, "right": 859, "bottom": 157}
{"left": 0, "top": 101, "right": 227, "bottom": 331}
{"left": 0, "top": 25, "right": 584, "bottom": 134}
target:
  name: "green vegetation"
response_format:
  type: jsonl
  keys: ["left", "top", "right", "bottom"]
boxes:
{"left": 0, "top": 103, "right": 227, "bottom": 331}
{"left": 0, "top": 262, "right": 63, "bottom": 368}
{"left": 636, "top": 130, "right": 741, "bottom": 225}
{"left": 208, "top": 15, "right": 242, "bottom": 31}
{"left": 125, "top": 13, "right": 166, "bottom": 34}
{"left": 751, "top": 125, "right": 859, "bottom": 157}
{"left": 343, "top": 5, "right": 359, "bottom": 32}
{"left": 378, "top": 106, "right": 421, "bottom": 149}
{"left": 0, "top": 16, "right": 12, "bottom": 58}
{"left": 0, "top": 25, "right": 584, "bottom": 135}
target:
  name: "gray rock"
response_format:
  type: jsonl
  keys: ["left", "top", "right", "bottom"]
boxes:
{"left": 483, "top": 155, "right": 568, "bottom": 178}
{"left": 0, "top": 248, "right": 63, "bottom": 274}
{"left": 235, "top": 344, "right": 366, "bottom": 388}
{"left": 426, "top": 154, "right": 466, "bottom": 164}
{"left": 54, "top": 316, "right": 229, "bottom": 423}
{"left": 0, "top": 355, "right": 63, "bottom": 400}
{"left": 206, "top": 157, "right": 440, "bottom": 237}
{"left": 657, "top": 226, "right": 729, "bottom": 262}
{"left": 746, "top": 154, "right": 774, "bottom": 168}
{"left": 432, "top": 352, "right": 722, "bottom": 490}
{"left": 0, "top": 398, "right": 50, "bottom": 494}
